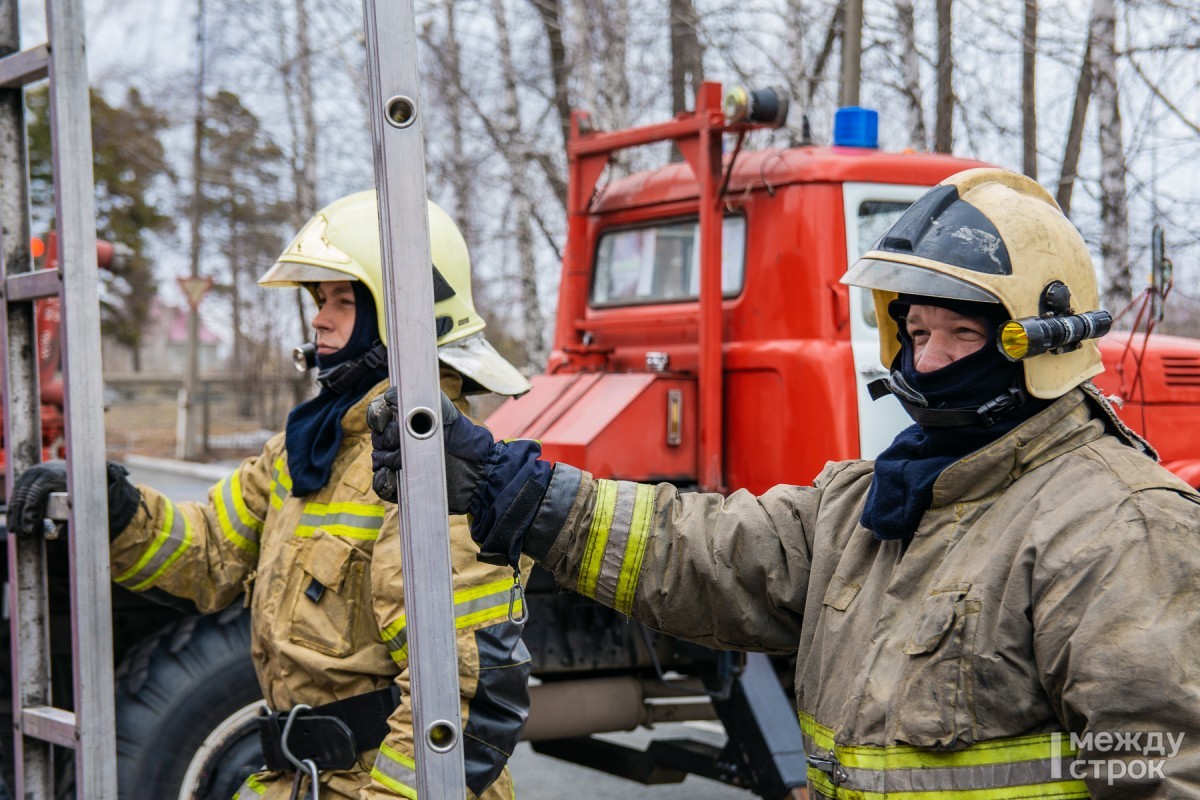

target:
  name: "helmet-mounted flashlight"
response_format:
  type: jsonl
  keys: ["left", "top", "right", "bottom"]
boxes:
{"left": 997, "top": 311, "right": 1113, "bottom": 361}
{"left": 293, "top": 342, "right": 317, "bottom": 372}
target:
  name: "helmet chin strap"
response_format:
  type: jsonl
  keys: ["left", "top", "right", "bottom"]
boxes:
{"left": 868, "top": 371, "right": 1028, "bottom": 428}
{"left": 316, "top": 342, "right": 388, "bottom": 394}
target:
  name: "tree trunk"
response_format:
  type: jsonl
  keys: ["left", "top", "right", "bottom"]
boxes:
{"left": 934, "top": 0, "right": 953, "bottom": 153}
{"left": 1022, "top": 0, "right": 1038, "bottom": 178}
{"left": 441, "top": 0, "right": 477, "bottom": 254}
{"left": 530, "top": 0, "right": 571, "bottom": 164}
{"left": 896, "top": 0, "right": 927, "bottom": 150}
{"left": 1056, "top": 31, "right": 1093, "bottom": 217}
{"left": 807, "top": 3, "right": 843, "bottom": 108}
{"left": 670, "top": 0, "right": 703, "bottom": 115}
{"left": 1092, "top": 0, "right": 1130, "bottom": 309}
{"left": 493, "top": 0, "right": 546, "bottom": 366}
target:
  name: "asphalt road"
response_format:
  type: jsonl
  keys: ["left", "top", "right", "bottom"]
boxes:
{"left": 123, "top": 457, "right": 771, "bottom": 798}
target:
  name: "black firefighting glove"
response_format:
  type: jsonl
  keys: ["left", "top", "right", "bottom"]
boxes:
{"left": 8, "top": 460, "right": 141, "bottom": 539}
{"left": 367, "top": 388, "right": 551, "bottom": 568}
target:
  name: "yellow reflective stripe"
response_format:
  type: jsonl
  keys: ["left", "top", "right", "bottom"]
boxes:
{"left": 381, "top": 579, "right": 520, "bottom": 665}
{"left": 269, "top": 457, "right": 290, "bottom": 510}
{"left": 577, "top": 479, "right": 618, "bottom": 598}
{"left": 799, "top": 713, "right": 1079, "bottom": 768}
{"left": 613, "top": 483, "right": 654, "bottom": 614}
{"left": 371, "top": 744, "right": 418, "bottom": 799}
{"left": 800, "top": 712, "right": 1089, "bottom": 800}
{"left": 295, "top": 501, "right": 386, "bottom": 540}
{"left": 114, "top": 499, "right": 193, "bottom": 589}
{"left": 274, "top": 457, "right": 292, "bottom": 490}
{"left": 233, "top": 772, "right": 267, "bottom": 798}
{"left": 214, "top": 470, "right": 261, "bottom": 555}
{"left": 807, "top": 779, "right": 1091, "bottom": 800}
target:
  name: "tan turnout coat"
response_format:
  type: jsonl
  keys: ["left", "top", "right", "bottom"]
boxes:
{"left": 523, "top": 386, "right": 1200, "bottom": 799}
{"left": 111, "top": 374, "right": 528, "bottom": 799}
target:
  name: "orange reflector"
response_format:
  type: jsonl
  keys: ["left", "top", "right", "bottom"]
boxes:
{"left": 30, "top": 237, "right": 45, "bottom": 259}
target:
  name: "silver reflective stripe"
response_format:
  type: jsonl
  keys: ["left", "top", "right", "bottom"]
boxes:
{"left": 801, "top": 728, "right": 1085, "bottom": 796}
{"left": 837, "top": 757, "right": 1081, "bottom": 793}
{"left": 114, "top": 499, "right": 191, "bottom": 590}
{"left": 382, "top": 580, "right": 514, "bottom": 662}
{"left": 372, "top": 745, "right": 418, "bottom": 796}
{"left": 591, "top": 481, "right": 641, "bottom": 608}
{"left": 297, "top": 508, "right": 384, "bottom": 537}
{"left": 216, "top": 471, "right": 262, "bottom": 551}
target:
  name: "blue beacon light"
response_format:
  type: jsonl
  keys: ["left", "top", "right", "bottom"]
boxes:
{"left": 833, "top": 107, "right": 879, "bottom": 148}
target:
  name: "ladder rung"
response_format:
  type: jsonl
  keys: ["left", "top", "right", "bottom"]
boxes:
{"left": 0, "top": 43, "right": 50, "bottom": 89}
{"left": 22, "top": 706, "right": 77, "bottom": 748}
{"left": 6, "top": 268, "right": 61, "bottom": 302}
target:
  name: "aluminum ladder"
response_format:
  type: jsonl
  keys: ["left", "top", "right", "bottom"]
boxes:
{"left": 0, "top": 1, "right": 118, "bottom": 797}
{"left": 360, "top": 0, "right": 469, "bottom": 796}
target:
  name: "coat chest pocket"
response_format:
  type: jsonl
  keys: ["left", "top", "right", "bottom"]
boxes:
{"left": 891, "top": 583, "right": 980, "bottom": 748}
{"left": 287, "top": 530, "right": 369, "bottom": 658}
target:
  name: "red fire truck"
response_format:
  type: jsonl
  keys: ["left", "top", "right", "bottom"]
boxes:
{"left": 484, "top": 82, "right": 1200, "bottom": 796}
{"left": 5, "top": 84, "right": 1195, "bottom": 800}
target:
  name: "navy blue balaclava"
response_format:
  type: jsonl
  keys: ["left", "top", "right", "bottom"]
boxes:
{"left": 860, "top": 295, "right": 1052, "bottom": 541}
{"left": 284, "top": 281, "right": 389, "bottom": 496}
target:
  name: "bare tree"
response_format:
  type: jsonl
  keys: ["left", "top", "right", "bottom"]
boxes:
{"left": 1055, "top": 29, "right": 1092, "bottom": 217}
{"left": 530, "top": 0, "right": 572, "bottom": 168}
{"left": 670, "top": 0, "right": 704, "bottom": 115}
{"left": 433, "top": 0, "right": 478, "bottom": 253}
{"left": 1022, "top": 0, "right": 1037, "bottom": 179}
{"left": 1092, "top": 0, "right": 1130, "bottom": 309}
{"left": 934, "top": 0, "right": 953, "bottom": 153}
{"left": 895, "top": 0, "right": 927, "bottom": 150}
{"left": 493, "top": 0, "right": 547, "bottom": 365}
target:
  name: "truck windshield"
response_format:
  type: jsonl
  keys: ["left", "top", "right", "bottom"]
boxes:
{"left": 855, "top": 201, "right": 912, "bottom": 327}
{"left": 591, "top": 216, "right": 746, "bottom": 306}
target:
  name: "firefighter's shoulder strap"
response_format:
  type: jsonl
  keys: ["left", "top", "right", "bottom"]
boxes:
{"left": 0, "top": 1, "right": 118, "bottom": 797}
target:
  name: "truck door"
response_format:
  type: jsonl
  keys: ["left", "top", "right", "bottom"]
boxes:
{"left": 841, "top": 182, "right": 930, "bottom": 458}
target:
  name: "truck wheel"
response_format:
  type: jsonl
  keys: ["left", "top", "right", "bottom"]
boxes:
{"left": 115, "top": 603, "right": 264, "bottom": 800}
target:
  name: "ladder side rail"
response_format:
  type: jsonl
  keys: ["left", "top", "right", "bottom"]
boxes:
{"left": 0, "top": 4, "right": 56, "bottom": 797}
{"left": 361, "top": 1, "right": 466, "bottom": 795}
{"left": 45, "top": 0, "right": 118, "bottom": 795}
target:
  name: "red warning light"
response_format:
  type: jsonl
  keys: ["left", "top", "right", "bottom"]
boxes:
{"left": 30, "top": 237, "right": 45, "bottom": 259}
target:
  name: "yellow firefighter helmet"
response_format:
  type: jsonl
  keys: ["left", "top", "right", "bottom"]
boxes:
{"left": 842, "top": 168, "right": 1106, "bottom": 399}
{"left": 259, "top": 190, "right": 530, "bottom": 396}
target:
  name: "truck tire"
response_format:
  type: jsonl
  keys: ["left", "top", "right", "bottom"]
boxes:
{"left": 115, "top": 603, "right": 264, "bottom": 800}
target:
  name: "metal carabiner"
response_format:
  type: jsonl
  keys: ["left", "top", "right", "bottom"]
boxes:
{"left": 281, "top": 704, "right": 322, "bottom": 800}
{"left": 508, "top": 569, "right": 528, "bottom": 625}
{"left": 287, "top": 759, "right": 320, "bottom": 800}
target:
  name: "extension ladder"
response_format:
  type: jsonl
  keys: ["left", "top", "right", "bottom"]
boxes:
{"left": 0, "top": 0, "right": 118, "bottom": 797}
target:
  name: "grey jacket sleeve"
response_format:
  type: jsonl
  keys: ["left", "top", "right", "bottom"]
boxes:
{"left": 523, "top": 464, "right": 816, "bottom": 654}
{"left": 1033, "top": 486, "right": 1200, "bottom": 799}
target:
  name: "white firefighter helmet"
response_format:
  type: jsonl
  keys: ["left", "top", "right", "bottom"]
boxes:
{"left": 842, "top": 168, "right": 1105, "bottom": 399}
{"left": 259, "top": 190, "right": 531, "bottom": 397}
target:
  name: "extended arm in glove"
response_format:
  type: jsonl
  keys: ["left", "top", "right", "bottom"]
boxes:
{"left": 368, "top": 388, "right": 552, "bottom": 569}
{"left": 8, "top": 460, "right": 141, "bottom": 539}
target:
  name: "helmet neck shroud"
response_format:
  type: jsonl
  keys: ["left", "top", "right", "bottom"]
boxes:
{"left": 861, "top": 296, "right": 1053, "bottom": 541}
{"left": 285, "top": 281, "right": 390, "bottom": 496}
{"left": 870, "top": 295, "right": 1040, "bottom": 428}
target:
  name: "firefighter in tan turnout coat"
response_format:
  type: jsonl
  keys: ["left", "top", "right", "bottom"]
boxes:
{"left": 11, "top": 192, "right": 533, "bottom": 799}
{"left": 369, "top": 169, "right": 1200, "bottom": 800}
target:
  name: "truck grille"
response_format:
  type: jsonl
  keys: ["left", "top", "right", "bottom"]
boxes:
{"left": 1162, "top": 354, "right": 1200, "bottom": 386}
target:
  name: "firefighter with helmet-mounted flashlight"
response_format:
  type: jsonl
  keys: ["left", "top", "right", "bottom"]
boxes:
{"left": 371, "top": 168, "right": 1200, "bottom": 798}
{"left": 9, "top": 191, "right": 533, "bottom": 800}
